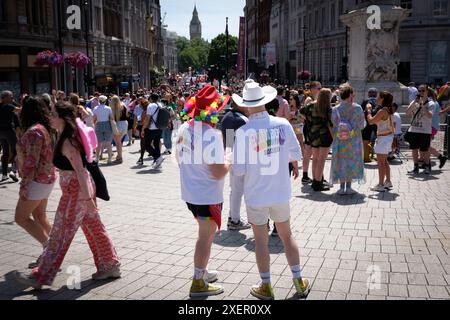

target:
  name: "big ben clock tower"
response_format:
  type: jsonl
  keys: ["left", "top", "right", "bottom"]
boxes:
{"left": 190, "top": 5, "right": 202, "bottom": 40}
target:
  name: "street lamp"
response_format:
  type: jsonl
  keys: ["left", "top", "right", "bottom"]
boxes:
{"left": 225, "top": 17, "right": 229, "bottom": 85}
{"left": 83, "top": 0, "right": 92, "bottom": 96}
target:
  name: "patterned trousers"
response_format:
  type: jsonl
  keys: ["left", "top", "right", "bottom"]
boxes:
{"left": 32, "top": 171, "right": 120, "bottom": 286}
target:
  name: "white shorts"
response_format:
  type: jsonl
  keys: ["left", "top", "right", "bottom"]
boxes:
{"left": 374, "top": 135, "right": 394, "bottom": 155}
{"left": 246, "top": 203, "right": 291, "bottom": 226}
{"left": 26, "top": 181, "right": 54, "bottom": 201}
{"left": 117, "top": 121, "right": 128, "bottom": 137}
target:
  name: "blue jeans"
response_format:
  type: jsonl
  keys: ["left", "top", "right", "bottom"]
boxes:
{"left": 162, "top": 128, "right": 173, "bottom": 150}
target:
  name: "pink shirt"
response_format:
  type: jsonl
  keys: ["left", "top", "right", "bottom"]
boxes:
{"left": 276, "top": 96, "right": 291, "bottom": 120}
{"left": 17, "top": 124, "right": 57, "bottom": 196}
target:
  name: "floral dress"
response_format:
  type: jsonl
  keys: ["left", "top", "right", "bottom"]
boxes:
{"left": 330, "top": 101, "right": 366, "bottom": 184}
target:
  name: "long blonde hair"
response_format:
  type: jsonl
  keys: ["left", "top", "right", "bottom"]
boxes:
{"left": 110, "top": 95, "right": 123, "bottom": 121}
{"left": 315, "top": 88, "right": 332, "bottom": 119}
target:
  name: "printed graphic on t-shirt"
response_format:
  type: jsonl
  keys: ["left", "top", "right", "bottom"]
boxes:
{"left": 250, "top": 126, "right": 286, "bottom": 156}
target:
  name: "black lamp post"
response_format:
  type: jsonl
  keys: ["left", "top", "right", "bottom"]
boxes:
{"left": 225, "top": 17, "right": 229, "bottom": 85}
{"left": 56, "top": 0, "right": 66, "bottom": 92}
{"left": 83, "top": 0, "right": 93, "bottom": 96}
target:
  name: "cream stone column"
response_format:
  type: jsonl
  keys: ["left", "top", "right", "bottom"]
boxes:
{"left": 340, "top": 4, "right": 410, "bottom": 105}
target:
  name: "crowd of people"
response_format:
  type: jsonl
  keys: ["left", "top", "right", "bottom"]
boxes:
{"left": 0, "top": 78, "right": 449, "bottom": 299}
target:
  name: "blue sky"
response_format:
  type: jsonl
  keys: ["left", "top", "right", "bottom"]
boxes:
{"left": 160, "top": 0, "right": 245, "bottom": 41}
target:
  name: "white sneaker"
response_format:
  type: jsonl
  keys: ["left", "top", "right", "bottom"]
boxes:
{"left": 1, "top": 175, "right": 8, "bottom": 182}
{"left": 92, "top": 266, "right": 121, "bottom": 281}
{"left": 371, "top": 185, "right": 387, "bottom": 192}
{"left": 203, "top": 270, "right": 219, "bottom": 283}
{"left": 9, "top": 172, "right": 19, "bottom": 182}
{"left": 346, "top": 188, "right": 358, "bottom": 195}
{"left": 152, "top": 156, "right": 165, "bottom": 169}
{"left": 384, "top": 181, "right": 393, "bottom": 190}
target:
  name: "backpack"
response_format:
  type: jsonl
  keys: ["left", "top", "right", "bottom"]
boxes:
{"left": 335, "top": 109, "right": 353, "bottom": 141}
{"left": 150, "top": 103, "right": 171, "bottom": 130}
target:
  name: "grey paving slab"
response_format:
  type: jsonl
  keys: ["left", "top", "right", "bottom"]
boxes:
{"left": 1, "top": 142, "right": 450, "bottom": 300}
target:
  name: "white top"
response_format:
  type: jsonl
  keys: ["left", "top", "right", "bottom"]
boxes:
{"left": 177, "top": 121, "right": 225, "bottom": 205}
{"left": 408, "top": 101, "right": 433, "bottom": 135}
{"left": 146, "top": 103, "right": 160, "bottom": 130}
{"left": 93, "top": 104, "right": 112, "bottom": 123}
{"left": 232, "top": 111, "right": 302, "bottom": 207}
{"left": 408, "top": 86, "right": 419, "bottom": 103}
{"left": 134, "top": 105, "right": 143, "bottom": 122}
{"left": 393, "top": 112, "right": 402, "bottom": 135}
{"left": 84, "top": 108, "right": 94, "bottom": 128}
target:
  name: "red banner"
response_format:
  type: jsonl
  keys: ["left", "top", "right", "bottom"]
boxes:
{"left": 237, "top": 17, "right": 246, "bottom": 74}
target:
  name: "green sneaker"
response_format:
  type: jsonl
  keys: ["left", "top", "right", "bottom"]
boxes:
{"left": 293, "top": 278, "right": 311, "bottom": 298}
{"left": 250, "top": 283, "right": 275, "bottom": 300}
{"left": 190, "top": 279, "right": 224, "bottom": 298}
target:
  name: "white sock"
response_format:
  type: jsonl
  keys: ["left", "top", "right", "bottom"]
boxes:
{"left": 260, "top": 271, "right": 271, "bottom": 284}
{"left": 290, "top": 265, "right": 302, "bottom": 279}
{"left": 194, "top": 267, "right": 206, "bottom": 280}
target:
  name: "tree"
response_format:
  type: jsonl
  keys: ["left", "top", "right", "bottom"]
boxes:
{"left": 207, "top": 33, "right": 238, "bottom": 77}
{"left": 176, "top": 36, "right": 210, "bottom": 73}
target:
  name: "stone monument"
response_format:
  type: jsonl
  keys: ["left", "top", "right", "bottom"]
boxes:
{"left": 340, "top": 1, "right": 411, "bottom": 105}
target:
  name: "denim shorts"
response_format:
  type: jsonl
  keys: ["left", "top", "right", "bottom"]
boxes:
{"left": 95, "top": 121, "right": 113, "bottom": 142}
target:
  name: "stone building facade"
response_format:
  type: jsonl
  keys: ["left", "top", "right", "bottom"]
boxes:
{"left": 0, "top": 0, "right": 57, "bottom": 97}
{"left": 0, "top": 0, "right": 164, "bottom": 97}
{"left": 245, "top": 0, "right": 450, "bottom": 86}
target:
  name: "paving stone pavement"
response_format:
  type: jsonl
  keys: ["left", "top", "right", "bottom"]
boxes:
{"left": 1, "top": 141, "right": 450, "bottom": 300}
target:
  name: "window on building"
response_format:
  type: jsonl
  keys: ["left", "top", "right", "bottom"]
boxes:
{"left": 433, "top": 0, "right": 449, "bottom": 16}
{"left": 289, "top": 50, "right": 297, "bottom": 61}
{"left": 321, "top": 7, "right": 326, "bottom": 31}
{"left": 400, "top": 0, "right": 412, "bottom": 10}
{"left": 124, "top": 18, "right": 129, "bottom": 38}
{"left": 95, "top": 7, "right": 102, "bottom": 31}
{"left": 331, "top": 3, "right": 336, "bottom": 30}
{"left": 314, "top": 10, "right": 318, "bottom": 32}
{"left": 0, "top": 0, "right": 6, "bottom": 22}
{"left": 429, "top": 41, "right": 448, "bottom": 76}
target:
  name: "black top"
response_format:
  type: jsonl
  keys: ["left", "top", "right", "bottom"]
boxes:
{"left": 120, "top": 107, "right": 127, "bottom": 121}
{"left": 220, "top": 110, "right": 248, "bottom": 149}
{"left": 53, "top": 143, "right": 87, "bottom": 171}
{"left": 0, "top": 103, "right": 15, "bottom": 131}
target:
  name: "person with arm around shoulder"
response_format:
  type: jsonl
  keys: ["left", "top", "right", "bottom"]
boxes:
{"left": 15, "top": 101, "right": 121, "bottom": 290}
{"left": 176, "top": 85, "right": 231, "bottom": 298}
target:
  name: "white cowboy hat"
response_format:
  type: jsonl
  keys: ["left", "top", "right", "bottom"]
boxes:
{"left": 232, "top": 79, "right": 277, "bottom": 108}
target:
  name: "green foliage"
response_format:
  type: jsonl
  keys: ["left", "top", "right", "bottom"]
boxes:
{"left": 208, "top": 33, "right": 238, "bottom": 72}
{"left": 176, "top": 36, "right": 210, "bottom": 73}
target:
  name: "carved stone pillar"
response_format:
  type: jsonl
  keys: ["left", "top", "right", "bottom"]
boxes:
{"left": 341, "top": 4, "right": 410, "bottom": 105}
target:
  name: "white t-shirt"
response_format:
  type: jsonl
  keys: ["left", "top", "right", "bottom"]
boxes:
{"left": 232, "top": 111, "right": 302, "bottom": 207}
{"left": 134, "top": 105, "right": 143, "bottom": 122}
{"left": 84, "top": 108, "right": 94, "bottom": 128}
{"left": 93, "top": 104, "right": 112, "bottom": 122}
{"left": 146, "top": 103, "right": 160, "bottom": 130}
{"left": 393, "top": 112, "right": 402, "bottom": 135}
{"left": 177, "top": 121, "right": 225, "bottom": 205}
{"left": 408, "top": 101, "right": 433, "bottom": 135}
{"left": 408, "top": 86, "right": 419, "bottom": 103}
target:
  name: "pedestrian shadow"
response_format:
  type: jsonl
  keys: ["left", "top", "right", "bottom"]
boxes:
{"left": 407, "top": 174, "right": 439, "bottom": 182}
{"left": 368, "top": 192, "right": 400, "bottom": 201}
{"left": 213, "top": 230, "right": 247, "bottom": 248}
{"left": 244, "top": 238, "right": 284, "bottom": 254}
{"left": 130, "top": 165, "right": 149, "bottom": 170}
{"left": 0, "top": 271, "right": 119, "bottom": 300}
{"left": 136, "top": 169, "right": 163, "bottom": 175}
{"left": 329, "top": 193, "right": 366, "bottom": 206}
